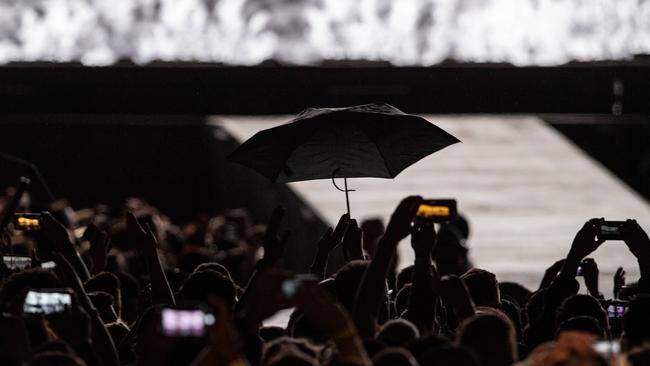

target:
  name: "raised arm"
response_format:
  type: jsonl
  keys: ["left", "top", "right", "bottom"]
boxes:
{"left": 352, "top": 196, "right": 421, "bottom": 339}
{"left": 52, "top": 253, "right": 119, "bottom": 366}
{"left": 83, "top": 224, "right": 110, "bottom": 275}
{"left": 621, "top": 219, "right": 650, "bottom": 294}
{"left": 524, "top": 219, "right": 603, "bottom": 349}
{"left": 310, "top": 214, "right": 349, "bottom": 278}
{"left": 237, "top": 207, "right": 290, "bottom": 313}
{"left": 439, "top": 274, "right": 476, "bottom": 323}
{"left": 126, "top": 212, "right": 175, "bottom": 306}
{"left": 406, "top": 222, "right": 437, "bottom": 332}
{"left": 342, "top": 218, "right": 364, "bottom": 261}
{"left": 41, "top": 212, "right": 91, "bottom": 281}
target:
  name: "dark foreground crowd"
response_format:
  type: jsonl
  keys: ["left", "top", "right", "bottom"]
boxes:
{"left": 1, "top": 193, "right": 650, "bottom": 366}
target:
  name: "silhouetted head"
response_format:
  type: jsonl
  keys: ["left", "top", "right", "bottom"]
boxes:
{"left": 361, "top": 218, "right": 385, "bottom": 257}
{"left": 499, "top": 281, "right": 532, "bottom": 309}
{"left": 461, "top": 268, "right": 500, "bottom": 308}
{"left": 556, "top": 316, "right": 604, "bottom": 339}
{"left": 557, "top": 295, "right": 608, "bottom": 333}
{"left": 419, "top": 344, "right": 481, "bottom": 366}
{"left": 376, "top": 319, "right": 419, "bottom": 347}
{"left": 334, "top": 260, "right": 370, "bottom": 311}
{"left": 84, "top": 272, "right": 121, "bottom": 317}
{"left": 372, "top": 347, "right": 417, "bottom": 366}
{"left": 522, "top": 332, "right": 607, "bottom": 366}
{"left": 525, "top": 289, "right": 546, "bottom": 325}
{"left": 442, "top": 213, "right": 471, "bottom": 240}
{"left": 432, "top": 225, "right": 470, "bottom": 276}
{"left": 458, "top": 312, "right": 518, "bottom": 366}
{"left": 178, "top": 270, "right": 235, "bottom": 310}
{"left": 623, "top": 294, "right": 650, "bottom": 350}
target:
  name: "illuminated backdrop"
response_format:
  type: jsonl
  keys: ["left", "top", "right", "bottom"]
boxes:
{"left": 1, "top": 0, "right": 649, "bottom": 66}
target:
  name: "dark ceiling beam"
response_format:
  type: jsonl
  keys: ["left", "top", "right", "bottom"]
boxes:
{"left": 0, "top": 65, "right": 648, "bottom": 115}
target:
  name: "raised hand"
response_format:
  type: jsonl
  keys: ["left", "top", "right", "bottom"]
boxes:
{"left": 580, "top": 258, "right": 602, "bottom": 298}
{"left": 317, "top": 213, "right": 349, "bottom": 255}
{"left": 83, "top": 224, "right": 110, "bottom": 275}
{"left": 411, "top": 222, "right": 436, "bottom": 259}
{"left": 310, "top": 214, "right": 349, "bottom": 277}
{"left": 384, "top": 196, "right": 422, "bottom": 243}
{"left": 126, "top": 212, "right": 157, "bottom": 254}
{"left": 353, "top": 196, "right": 422, "bottom": 339}
{"left": 613, "top": 267, "right": 626, "bottom": 299}
{"left": 439, "top": 275, "right": 475, "bottom": 322}
{"left": 126, "top": 212, "right": 175, "bottom": 306}
{"left": 41, "top": 212, "right": 90, "bottom": 280}
{"left": 40, "top": 212, "right": 76, "bottom": 255}
{"left": 567, "top": 219, "right": 605, "bottom": 263}
{"left": 260, "top": 206, "right": 291, "bottom": 267}
{"left": 621, "top": 219, "right": 650, "bottom": 261}
{"left": 342, "top": 218, "right": 364, "bottom": 260}
{"left": 539, "top": 259, "right": 566, "bottom": 289}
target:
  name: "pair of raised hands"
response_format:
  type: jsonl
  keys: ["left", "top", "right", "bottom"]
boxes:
{"left": 568, "top": 218, "right": 650, "bottom": 262}
{"left": 317, "top": 213, "right": 364, "bottom": 260}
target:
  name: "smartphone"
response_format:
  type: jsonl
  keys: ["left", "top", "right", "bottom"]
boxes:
{"left": 13, "top": 213, "right": 42, "bottom": 231}
{"left": 598, "top": 221, "right": 625, "bottom": 241}
{"left": 606, "top": 301, "right": 628, "bottom": 318}
{"left": 41, "top": 261, "right": 57, "bottom": 270}
{"left": 3, "top": 255, "right": 32, "bottom": 270}
{"left": 23, "top": 289, "right": 73, "bottom": 315}
{"left": 416, "top": 199, "right": 458, "bottom": 223}
{"left": 281, "top": 274, "right": 319, "bottom": 300}
{"left": 159, "top": 308, "right": 215, "bottom": 337}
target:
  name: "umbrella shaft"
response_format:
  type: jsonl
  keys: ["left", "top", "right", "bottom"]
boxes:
{"left": 344, "top": 177, "right": 350, "bottom": 216}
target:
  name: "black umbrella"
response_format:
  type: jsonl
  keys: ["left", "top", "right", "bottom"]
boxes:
{"left": 228, "top": 103, "right": 459, "bottom": 214}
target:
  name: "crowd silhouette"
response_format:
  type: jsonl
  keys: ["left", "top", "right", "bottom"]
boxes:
{"left": 1, "top": 192, "right": 649, "bottom": 366}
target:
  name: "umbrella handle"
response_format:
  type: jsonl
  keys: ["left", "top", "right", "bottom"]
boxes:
{"left": 331, "top": 169, "right": 355, "bottom": 216}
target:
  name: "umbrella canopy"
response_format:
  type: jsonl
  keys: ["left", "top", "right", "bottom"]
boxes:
{"left": 228, "top": 103, "right": 460, "bottom": 183}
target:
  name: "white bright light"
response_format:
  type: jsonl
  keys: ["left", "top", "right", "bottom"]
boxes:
{"left": 0, "top": 0, "right": 648, "bottom": 65}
